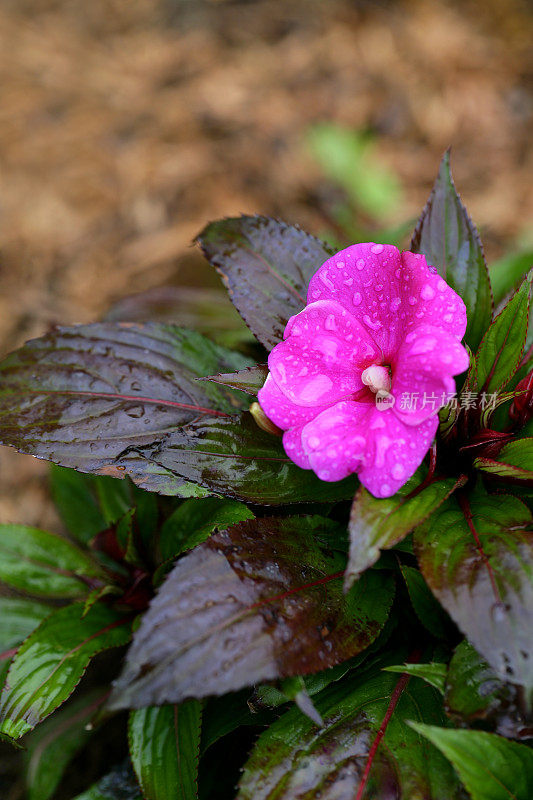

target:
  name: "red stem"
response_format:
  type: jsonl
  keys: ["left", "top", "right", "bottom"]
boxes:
{"left": 355, "top": 650, "right": 422, "bottom": 800}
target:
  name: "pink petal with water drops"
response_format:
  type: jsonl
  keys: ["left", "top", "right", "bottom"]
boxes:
{"left": 268, "top": 299, "right": 381, "bottom": 407}
{"left": 392, "top": 324, "right": 470, "bottom": 426}
{"left": 301, "top": 400, "right": 373, "bottom": 482}
{"left": 399, "top": 251, "right": 467, "bottom": 341}
{"left": 282, "top": 426, "right": 311, "bottom": 470}
{"left": 358, "top": 411, "right": 439, "bottom": 498}
{"left": 258, "top": 373, "right": 329, "bottom": 430}
{"left": 306, "top": 243, "right": 403, "bottom": 359}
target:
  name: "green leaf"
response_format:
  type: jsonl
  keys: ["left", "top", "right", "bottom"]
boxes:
{"left": 24, "top": 689, "right": 107, "bottom": 800}
{"left": 411, "top": 150, "right": 492, "bottom": 350}
{"left": 0, "top": 524, "right": 102, "bottom": 598}
{"left": 129, "top": 700, "right": 202, "bottom": 800}
{"left": 414, "top": 491, "right": 533, "bottom": 704}
{"left": 489, "top": 250, "right": 533, "bottom": 307}
{"left": 72, "top": 762, "right": 142, "bottom": 800}
{"left": 197, "top": 215, "right": 333, "bottom": 349}
{"left": 238, "top": 669, "right": 463, "bottom": 799}
{"left": 410, "top": 723, "right": 533, "bottom": 800}
{"left": 201, "top": 364, "right": 268, "bottom": 396}
{"left": 384, "top": 662, "right": 447, "bottom": 694}
{"left": 0, "top": 603, "right": 131, "bottom": 738}
{"left": 0, "top": 322, "right": 250, "bottom": 487}
{"left": 109, "top": 517, "right": 394, "bottom": 709}
{"left": 200, "top": 691, "right": 273, "bottom": 754}
{"left": 159, "top": 497, "right": 254, "bottom": 562}
{"left": 445, "top": 640, "right": 524, "bottom": 737}
{"left": 49, "top": 466, "right": 107, "bottom": 544}
{"left": 475, "top": 438, "right": 533, "bottom": 482}
{"left": 475, "top": 272, "right": 532, "bottom": 393}
{"left": 0, "top": 597, "right": 51, "bottom": 651}
{"left": 401, "top": 564, "right": 455, "bottom": 639}
{"left": 346, "top": 470, "right": 465, "bottom": 588}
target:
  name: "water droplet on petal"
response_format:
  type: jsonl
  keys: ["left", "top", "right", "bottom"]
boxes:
{"left": 356, "top": 258, "right": 365, "bottom": 270}
{"left": 298, "top": 374, "right": 333, "bottom": 402}
{"left": 325, "top": 314, "right": 336, "bottom": 331}
{"left": 408, "top": 296, "right": 417, "bottom": 305}
{"left": 437, "top": 279, "right": 447, "bottom": 292}
{"left": 319, "top": 271, "right": 334, "bottom": 290}
{"left": 363, "top": 315, "right": 382, "bottom": 331}
{"left": 371, "top": 244, "right": 384, "bottom": 254}
{"left": 352, "top": 292, "right": 362, "bottom": 306}
{"left": 392, "top": 463, "right": 405, "bottom": 479}
{"left": 390, "top": 297, "right": 401, "bottom": 312}
{"left": 336, "top": 261, "right": 345, "bottom": 269}
{"left": 421, "top": 284, "right": 436, "bottom": 300}
{"left": 308, "top": 436, "right": 321, "bottom": 449}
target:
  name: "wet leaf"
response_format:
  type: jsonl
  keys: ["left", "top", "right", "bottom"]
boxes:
{"left": 0, "top": 322, "right": 250, "bottom": 485}
{"left": 238, "top": 668, "right": 464, "bottom": 799}
{"left": 414, "top": 491, "right": 533, "bottom": 703}
{"left": 0, "top": 524, "right": 102, "bottom": 598}
{"left": 109, "top": 517, "right": 394, "bottom": 709}
{"left": 445, "top": 640, "right": 530, "bottom": 739}
{"left": 475, "top": 272, "right": 532, "bottom": 393}
{"left": 197, "top": 215, "right": 333, "bottom": 349}
{"left": 129, "top": 700, "right": 202, "bottom": 800}
{"left": 0, "top": 603, "right": 132, "bottom": 738}
{"left": 410, "top": 723, "right": 533, "bottom": 800}
{"left": 346, "top": 470, "right": 465, "bottom": 588}
{"left": 411, "top": 151, "right": 492, "bottom": 350}
{"left": 25, "top": 689, "right": 107, "bottom": 800}
{"left": 201, "top": 363, "right": 268, "bottom": 396}
{"left": 106, "top": 411, "right": 356, "bottom": 504}
{"left": 0, "top": 597, "right": 51, "bottom": 651}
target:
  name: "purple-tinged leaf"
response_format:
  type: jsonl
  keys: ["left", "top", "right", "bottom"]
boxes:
{"left": 0, "top": 321, "right": 249, "bottom": 474}
{"left": 109, "top": 517, "right": 394, "bottom": 709}
{"left": 197, "top": 215, "right": 333, "bottom": 349}
{"left": 475, "top": 438, "right": 533, "bottom": 483}
{"left": 445, "top": 640, "right": 531, "bottom": 740}
{"left": 0, "top": 603, "right": 132, "bottom": 739}
{"left": 129, "top": 700, "right": 202, "bottom": 800}
{"left": 474, "top": 271, "right": 532, "bottom": 394}
{"left": 201, "top": 364, "right": 268, "bottom": 396}
{"left": 107, "top": 411, "right": 356, "bottom": 504}
{"left": 0, "top": 324, "right": 352, "bottom": 503}
{"left": 414, "top": 491, "right": 533, "bottom": 703}
{"left": 345, "top": 470, "right": 466, "bottom": 589}
{"left": 411, "top": 151, "right": 493, "bottom": 350}
{"left": 410, "top": 723, "right": 533, "bottom": 800}
{"left": 238, "top": 669, "right": 464, "bottom": 800}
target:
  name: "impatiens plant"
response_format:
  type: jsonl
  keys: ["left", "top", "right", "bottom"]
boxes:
{"left": 0, "top": 151, "right": 531, "bottom": 800}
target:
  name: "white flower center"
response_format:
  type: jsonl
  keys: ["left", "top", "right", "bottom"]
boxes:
{"left": 361, "top": 365, "right": 391, "bottom": 394}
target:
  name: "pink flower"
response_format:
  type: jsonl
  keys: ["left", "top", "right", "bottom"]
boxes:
{"left": 258, "top": 243, "right": 469, "bottom": 498}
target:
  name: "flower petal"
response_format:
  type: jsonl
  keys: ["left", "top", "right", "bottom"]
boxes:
{"left": 258, "top": 373, "right": 328, "bottom": 430}
{"left": 306, "top": 245, "right": 467, "bottom": 360}
{"left": 268, "top": 299, "right": 381, "bottom": 407}
{"left": 282, "top": 427, "right": 311, "bottom": 470}
{"left": 392, "top": 324, "right": 470, "bottom": 425}
{"left": 300, "top": 400, "right": 373, "bottom": 481}
{"left": 358, "top": 411, "right": 439, "bottom": 498}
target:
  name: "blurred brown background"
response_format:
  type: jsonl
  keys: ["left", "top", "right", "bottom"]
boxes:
{"left": 0, "top": 0, "right": 531, "bottom": 529}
